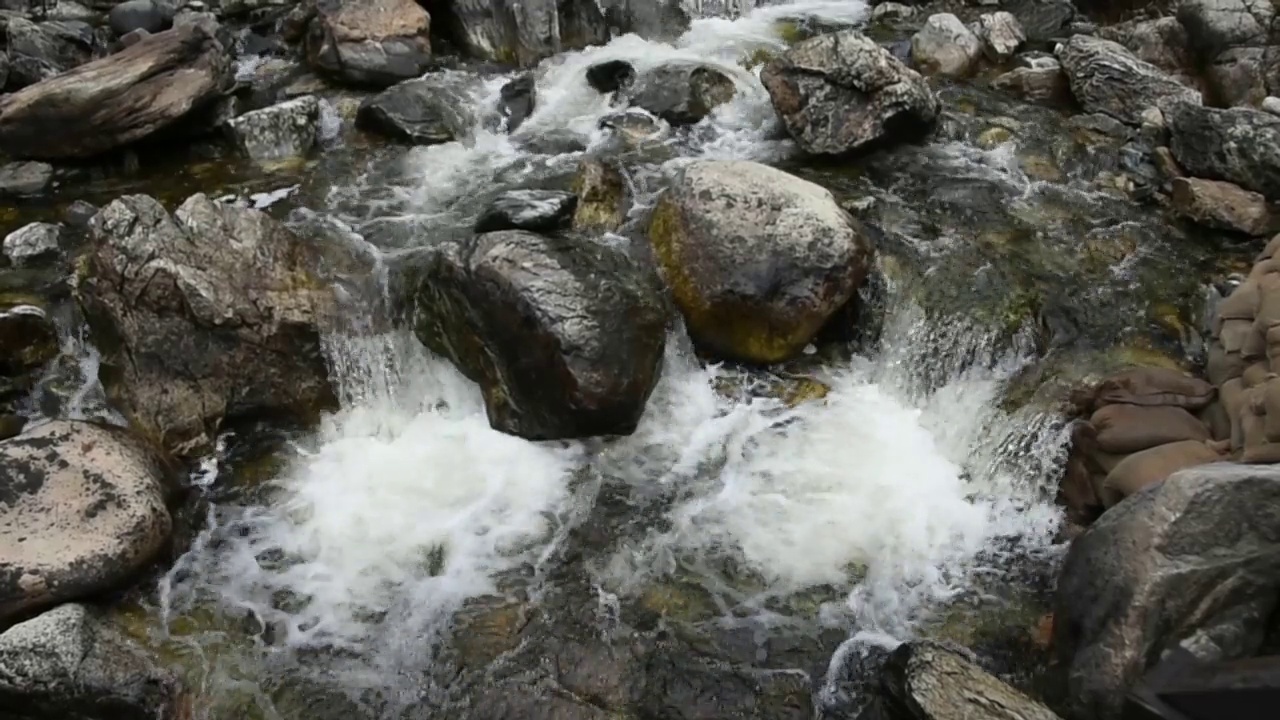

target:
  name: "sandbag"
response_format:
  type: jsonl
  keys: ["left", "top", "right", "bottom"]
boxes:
{"left": 1243, "top": 361, "right": 1273, "bottom": 388}
{"left": 1238, "top": 400, "right": 1280, "bottom": 462}
{"left": 1266, "top": 326, "right": 1280, "bottom": 368}
{"left": 1264, "top": 378, "right": 1280, "bottom": 442}
{"left": 1218, "top": 280, "right": 1260, "bottom": 321}
{"left": 1207, "top": 342, "right": 1245, "bottom": 385}
{"left": 1255, "top": 275, "right": 1280, "bottom": 330}
{"left": 1090, "top": 404, "right": 1210, "bottom": 454}
{"left": 1222, "top": 378, "right": 1246, "bottom": 451}
{"left": 1198, "top": 400, "right": 1231, "bottom": 442}
{"left": 1101, "top": 440, "right": 1222, "bottom": 507}
{"left": 1093, "top": 367, "right": 1215, "bottom": 411}
{"left": 1256, "top": 234, "right": 1280, "bottom": 263}
{"left": 1220, "top": 318, "right": 1253, "bottom": 353}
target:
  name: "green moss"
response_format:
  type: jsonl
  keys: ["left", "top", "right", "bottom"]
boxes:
{"left": 637, "top": 581, "right": 719, "bottom": 623}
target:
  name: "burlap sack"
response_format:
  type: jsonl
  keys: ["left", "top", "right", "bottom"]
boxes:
{"left": 1243, "top": 361, "right": 1274, "bottom": 388}
{"left": 1267, "top": 326, "right": 1280, "bottom": 369}
{"left": 1090, "top": 403, "right": 1209, "bottom": 454}
{"left": 1198, "top": 400, "right": 1231, "bottom": 442}
{"left": 1245, "top": 325, "right": 1269, "bottom": 361}
{"left": 1220, "top": 318, "right": 1254, "bottom": 353}
{"left": 1255, "top": 274, "right": 1280, "bottom": 331}
{"left": 1218, "top": 280, "right": 1260, "bottom": 322}
{"left": 1207, "top": 343, "right": 1245, "bottom": 385}
{"left": 1222, "top": 378, "right": 1246, "bottom": 451}
{"left": 1264, "top": 378, "right": 1280, "bottom": 442}
{"left": 1093, "top": 367, "right": 1215, "bottom": 411}
{"left": 1256, "top": 235, "right": 1280, "bottom": 263}
{"left": 1241, "top": 394, "right": 1280, "bottom": 462}
{"left": 1101, "top": 440, "right": 1222, "bottom": 507}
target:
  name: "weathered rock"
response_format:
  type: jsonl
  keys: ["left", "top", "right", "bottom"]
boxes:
{"left": 624, "top": 63, "right": 736, "bottom": 125}
{"left": 0, "top": 23, "right": 232, "bottom": 160}
{"left": 1055, "top": 463, "right": 1280, "bottom": 720}
{"left": 992, "top": 59, "right": 1070, "bottom": 104}
{"left": 1056, "top": 35, "right": 1201, "bottom": 125}
{"left": 108, "top": 0, "right": 173, "bottom": 36}
{"left": 1168, "top": 103, "right": 1280, "bottom": 198}
{"left": 1171, "top": 176, "right": 1272, "bottom": 234}
{"left": 1001, "top": 0, "right": 1074, "bottom": 43}
{"left": 0, "top": 160, "right": 52, "bottom": 198}
{"left": 304, "top": 0, "right": 431, "bottom": 87}
{"left": 63, "top": 199, "right": 98, "bottom": 229}
{"left": 75, "top": 194, "right": 346, "bottom": 459}
{"left": 400, "top": 230, "right": 667, "bottom": 440}
{"left": 3, "top": 17, "right": 99, "bottom": 90}
{"left": 1177, "top": 0, "right": 1269, "bottom": 60}
{"left": 976, "top": 12, "right": 1025, "bottom": 63}
{"left": 598, "top": 0, "right": 688, "bottom": 42}
{"left": 445, "top": 0, "right": 607, "bottom": 66}
{"left": 586, "top": 59, "right": 635, "bottom": 94}
{"left": 597, "top": 108, "right": 668, "bottom": 151}
{"left": 1096, "top": 17, "right": 1195, "bottom": 83}
{"left": 1206, "top": 45, "right": 1267, "bottom": 107}
{"left": 910, "top": 13, "right": 982, "bottom": 77}
{"left": 0, "top": 50, "right": 9, "bottom": 88}
{"left": 1265, "top": 95, "right": 1280, "bottom": 115}
{"left": 3, "top": 221, "right": 61, "bottom": 267}
{"left": 497, "top": 73, "right": 535, "bottom": 133}
{"left": 648, "top": 160, "right": 872, "bottom": 364}
{"left": 760, "top": 31, "right": 940, "bottom": 156}
{"left": 0, "top": 422, "right": 170, "bottom": 623}
{"left": 225, "top": 94, "right": 318, "bottom": 161}
{"left": 0, "top": 604, "right": 185, "bottom": 720}
{"left": 572, "top": 158, "right": 629, "bottom": 232}
{"left": 872, "top": 3, "right": 916, "bottom": 22}
{"left": 0, "top": 304, "right": 58, "bottom": 377}
{"left": 474, "top": 190, "right": 577, "bottom": 234}
{"left": 355, "top": 73, "right": 476, "bottom": 145}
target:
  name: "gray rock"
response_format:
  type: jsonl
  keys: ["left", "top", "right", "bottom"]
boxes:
{"left": 586, "top": 59, "right": 635, "bottom": 94}
{"left": 355, "top": 72, "right": 477, "bottom": 145}
{"left": 0, "top": 422, "right": 170, "bottom": 623}
{"left": 1264, "top": 95, "right": 1280, "bottom": 115}
{"left": 760, "top": 31, "right": 940, "bottom": 156}
{"left": 447, "top": 0, "right": 607, "bottom": 66}
{"left": 1055, "top": 463, "right": 1280, "bottom": 720}
{"left": 3, "top": 221, "right": 61, "bottom": 266}
{"left": 992, "top": 62, "right": 1070, "bottom": 104}
{"left": 0, "top": 160, "right": 53, "bottom": 198}
{"left": 647, "top": 160, "right": 873, "bottom": 364}
{"left": 0, "top": 604, "right": 185, "bottom": 720}
{"left": 108, "top": 0, "right": 173, "bottom": 36}
{"left": 1096, "top": 17, "right": 1196, "bottom": 82}
{"left": 304, "top": 0, "right": 432, "bottom": 88}
{"left": 1000, "top": 0, "right": 1074, "bottom": 43}
{"left": 1056, "top": 35, "right": 1201, "bottom": 125}
{"left": 47, "top": 1, "right": 100, "bottom": 23}
{"left": 474, "top": 190, "right": 577, "bottom": 234}
{"left": 572, "top": 157, "right": 628, "bottom": 232}
{"left": 1206, "top": 45, "right": 1267, "bottom": 107}
{"left": 496, "top": 73, "right": 535, "bottom": 133}
{"left": 624, "top": 62, "right": 736, "bottom": 126}
{"left": 397, "top": 230, "right": 667, "bottom": 440}
{"left": 0, "top": 304, "right": 58, "bottom": 378}
{"left": 1167, "top": 103, "right": 1280, "bottom": 198}
{"left": 3, "top": 17, "right": 97, "bottom": 89}
{"left": 911, "top": 13, "right": 982, "bottom": 77}
{"left": 1171, "top": 176, "right": 1271, "bottom": 234}
{"left": 1177, "top": 0, "right": 1269, "bottom": 59}
{"left": 0, "top": 51, "right": 8, "bottom": 88}
{"left": 976, "top": 11, "right": 1025, "bottom": 63}
{"left": 599, "top": 0, "right": 688, "bottom": 42}
{"left": 216, "top": 0, "right": 296, "bottom": 17}
{"left": 64, "top": 199, "right": 98, "bottom": 228}
{"left": 225, "top": 95, "right": 319, "bottom": 161}
{"left": 871, "top": 3, "right": 916, "bottom": 22}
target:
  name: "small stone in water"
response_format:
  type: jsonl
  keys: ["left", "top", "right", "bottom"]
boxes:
{"left": 586, "top": 59, "right": 636, "bottom": 94}
{"left": 3, "top": 222, "right": 62, "bottom": 267}
{"left": 0, "top": 162, "right": 54, "bottom": 199}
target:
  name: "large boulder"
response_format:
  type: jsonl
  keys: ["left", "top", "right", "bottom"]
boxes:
{"left": 1177, "top": 0, "right": 1270, "bottom": 60}
{"left": 760, "top": 30, "right": 939, "bottom": 156}
{"left": 598, "top": 0, "right": 689, "bottom": 42}
{"left": 992, "top": 56, "right": 1071, "bottom": 104}
{"left": 355, "top": 72, "right": 477, "bottom": 145}
{"left": 1168, "top": 103, "right": 1280, "bottom": 198}
{"left": 2, "top": 17, "right": 97, "bottom": 90}
{"left": 0, "top": 23, "right": 232, "bottom": 160}
{"left": 1171, "top": 176, "right": 1271, "bottom": 235}
{"left": 0, "top": 160, "right": 53, "bottom": 198}
{"left": 75, "top": 194, "right": 349, "bottom": 460}
{"left": 3, "top": 221, "right": 62, "bottom": 267}
{"left": 1056, "top": 35, "right": 1201, "bottom": 125}
{"left": 624, "top": 63, "right": 736, "bottom": 126}
{"left": 304, "top": 0, "right": 432, "bottom": 87}
{"left": 1055, "top": 463, "right": 1280, "bottom": 720}
{"left": 0, "top": 604, "right": 185, "bottom": 720}
{"left": 0, "top": 421, "right": 170, "bottom": 624}
{"left": 648, "top": 160, "right": 873, "bottom": 364}
{"left": 443, "top": 0, "right": 607, "bottom": 66}
{"left": 399, "top": 230, "right": 667, "bottom": 440}
{"left": 225, "top": 95, "right": 319, "bottom": 162}
{"left": 1096, "top": 17, "right": 1196, "bottom": 83}
{"left": 910, "top": 13, "right": 982, "bottom": 77}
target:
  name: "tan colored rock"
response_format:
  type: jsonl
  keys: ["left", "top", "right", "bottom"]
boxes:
{"left": 1172, "top": 177, "right": 1271, "bottom": 235}
{"left": 572, "top": 158, "right": 628, "bottom": 233}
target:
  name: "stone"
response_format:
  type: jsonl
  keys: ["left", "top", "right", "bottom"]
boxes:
{"left": 304, "top": 0, "right": 431, "bottom": 88}
{"left": 1001, "top": 0, "right": 1074, "bottom": 43}
{"left": 225, "top": 95, "right": 319, "bottom": 162}
{"left": 63, "top": 200, "right": 98, "bottom": 229}
{"left": 1168, "top": 104, "right": 1280, "bottom": 198}
{"left": 0, "top": 24, "right": 232, "bottom": 160}
{"left": 355, "top": 73, "right": 477, "bottom": 145}
{"left": 597, "top": 108, "right": 667, "bottom": 151}
{"left": 871, "top": 3, "right": 915, "bottom": 22}
{"left": 910, "top": 13, "right": 982, "bottom": 77}
{"left": 1153, "top": 146, "right": 1185, "bottom": 180}
{"left": 496, "top": 73, "right": 535, "bottom": 133}
{"left": 75, "top": 194, "right": 354, "bottom": 460}
{"left": 624, "top": 63, "right": 736, "bottom": 126}
{"left": 0, "top": 160, "right": 53, "bottom": 198}
{"left": 1206, "top": 45, "right": 1267, "bottom": 107}
{"left": 1055, "top": 463, "right": 1280, "bottom": 720}
{"left": 976, "top": 12, "right": 1025, "bottom": 63}
{"left": 598, "top": 0, "right": 688, "bottom": 42}
{"left": 1097, "top": 17, "right": 1196, "bottom": 83}
{"left": 1056, "top": 35, "right": 1201, "bottom": 126}
{"left": 474, "top": 190, "right": 577, "bottom": 234}
{"left": 760, "top": 30, "right": 940, "bottom": 156}
{"left": 3, "top": 17, "right": 97, "bottom": 89}
{"left": 119, "top": 27, "right": 150, "bottom": 47}
{"left": 1177, "top": 0, "right": 1269, "bottom": 60}
{"left": 0, "top": 422, "right": 170, "bottom": 623}
{"left": 648, "top": 160, "right": 873, "bottom": 364}
{"left": 572, "top": 158, "right": 628, "bottom": 233}
{"left": 3, "top": 221, "right": 61, "bottom": 267}
{"left": 0, "top": 50, "right": 8, "bottom": 89}
{"left": 0, "top": 304, "right": 58, "bottom": 378}
{"left": 1171, "top": 177, "right": 1271, "bottom": 235}
{"left": 0, "top": 604, "right": 185, "bottom": 720}
{"left": 586, "top": 59, "right": 635, "bottom": 94}
{"left": 1265, "top": 96, "right": 1280, "bottom": 115}
{"left": 992, "top": 61, "right": 1070, "bottom": 104}
{"left": 398, "top": 230, "right": 667, "bottom": 440}
{"left": 446, "top": 0, "right": 607, "bottom": 67}
{"left": 108, "top": 0, "right": 174, "bottom": 36}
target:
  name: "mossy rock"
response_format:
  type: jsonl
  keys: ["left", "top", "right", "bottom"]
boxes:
{"left": 572, "top": 157, "right": 628, "bottom": 233}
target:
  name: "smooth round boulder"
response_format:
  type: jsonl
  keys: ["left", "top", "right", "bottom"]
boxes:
{"left": 648, "top": 160, "right": 873, "bottom": 364}
{"left": 0, "top": 421, "right": 171, "bottom": 624}
{"left": 108, "top": 0, "right": 174, "bottom": 37}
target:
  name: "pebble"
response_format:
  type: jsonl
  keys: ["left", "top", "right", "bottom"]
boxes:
{"left": 1264, "top": 96, "right": 1280, "bottom": 117}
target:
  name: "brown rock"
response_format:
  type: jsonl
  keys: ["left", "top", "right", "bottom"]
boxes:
{"left": 305, "top": 0, "right": 431, "bottom": 87}
{"left": 1171, "top": 176, "right": 1271, "bottom": 235}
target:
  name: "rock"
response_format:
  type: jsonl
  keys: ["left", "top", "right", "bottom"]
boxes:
{"left": 1001, "top": 0, "right": 1074, "bottom": 43}
{"left": 597, "top": 108, "right": 668, "bottom": 151}
{"left": 1206, "top": 45, "right": 1267, "bottom": 107}
{"left": 304, "top": 0, "right": 431, "bottom": 88}
{"left": 572, "top": 158, "right": 628, "bottom": 233}
{"left": 497, "top": 73, "right": 535, "bottom": 133}
{"left": 119, "top": 27, "right": 151, "bottom": 48}
{"left": 0, "top": 304, "right": 58, "bottom": 377}
{"left": 474, "top": 190, "right": 577, "bottom": 234}
{"left": 976, "top": 12, "right": 1024, "bottom": 63}
{"left": 871, "top": 3, "right": 915, "bottom": 22}
{"left": 1097, "top": 18, "right": 1195, "bottom": 83}
{"left": 0, "top": 51, "right": 8, "bottom": 88}
{"left": 75, "top": 194, "right": 346, "bottom": 460}
{"left": 1153, "top": 145, "right": 1184, "bottom": 180}
{"left": 3, "top": 221, "right": 61, "bottom": 267}
{"left": 1070, "top": 112, "right": 1133, "bottom": 139}
{"left": 1265, "top": 96, "right": 1280, "bottom": 115}
{"left": 1177, "top": 0, "right": 1269, "bottom": 60}
{"left": 598, "top": 0, "right": 688, "bottom": 42}
{"left": 355, "top": 73, "right": 476, "bottom": 145}
{"left": 1168, "top": 104, "right": 1280, "bottom": 198}
{"left": 858, "top": 641, "right": 1062, "bottom": 720}
{"left": 108, "top": 0, "right": 173, "bottom": 36}
{"left": 225, "top": 95, "right": 318, "bottom": 162}
{"left": 1057, "top": 35, "right": 1201, "bottom": 126}
{"left": 648, "top": 160, "right": 872, "bottom": 364}
{"left": 910, "top": 13, "right": 982, "bottom": 77}
{"left": 0, "top": 604, "right": 185, "bottom": 719}
{"left": 0, "top": 160, "right": 53, "bottom": 198}
{"left": 0, "top": 422, "right": 170, "bottom": 623}
{"left": 0, "top": 24, "right": 232, "bottom": 160}
{"left": 64, "top": 200, "right": 98, "bottom": 229}
{"left": 1055, "top": 463, "right": 1280, "bottom": 720}
{"left": 445, "top": 0, "right": 607, "bottom": 67}
{"left": 624, "top": 63, "right": 736, "bottom": 125}
{"left": 760, "top": 30, "right": 940, "bottom": 156}
{"left": 1171, "top": 176, "right": 1271, "bottom": 235}
{"left": 586, "top": 59, "right": 635, "bottom": 94}
{"left": 3, "top": 18, "right": 97, "bottom": 89}
{"left": 992, "top": 60, "right": 1070, "bottom": 104}
{"left": 399, "top": 230, "right": 667, "bottom": 440}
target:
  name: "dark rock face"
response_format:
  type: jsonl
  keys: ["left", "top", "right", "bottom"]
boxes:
{"left": 356, "top": 73, "right": 477, "bottom": 145}
{"left": 108, "top": 0, "right": 174, "bottom": 37}
{"left": 474, "top": 190, "right": 577, "bottom": 233}
{"left": 760, "top": 30, "right": 939, "bottom": 156}
{"left": 497, "top": 73, "right": 535, "bottom": 132}
{"left": 624, "top": 63, "right": 736, "bottom": 125}
{"left": 444, "top": 0, "right": 607, "bottom": 66}
{"left": 398, "top": 230, "right": 668, "bottom": 440}
{"left": 3, "top": 17, "right": 98, "bottom": 89}
{"left": 304, "top": 0, "right": 432, "bottom": 87}
{"left": 1167, "top": 103, "right": 1280, "bottom": 198}
{"left": 1001, "top": 0, "right": 1075, "bottom": 43}
{"left": 599, "top": 0, "right": 689, "bottom": 42}
{"left": 0, "top": 421, "right": 171, "bottom": 624}
{"left": 1056, "top": 35, "right": 1201, "bottom": 125}
{"left": 586, "top": 59, "right": 635, "bottom": 94}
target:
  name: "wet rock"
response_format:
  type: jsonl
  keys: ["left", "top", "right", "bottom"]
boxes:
{"left": 597, "top": 108, "right": 668, "bottom": 150}
{"left": 1206, "top": 45, "right": 1267, "bottom": 107}
{"left": 858, "top": 641, "right": 1062, "bottom": 720}
{"left": 3, "top": 17, "right": 97, "bottom": 89}
{"left": 760, "top": 30, "right": 939, "bottom": 156}
{"left": 976, "top": 12, "right": 1025, "bottom": 63}
{"left": 1096, "top": 17, "right": 1195, "bottom": 83}
{"left": 1167, "top": 104, "right": 1280, "bottom": 198}
{"left": 119, "top": 27, "right": 150, "bottom": 47}
{"left": 910, "top": 13, "right": 982, "bottom": 77}
{"left": 872, "top": 3, "right": 916, "bottom": 22}
{"left": 400, "top": 230, "right": 667, "bottom": 440}
{"left": 108, "top": 0, "right": 173, "bottom": 36}
{"left": 1265, "top": 95, "right": 1280, "bottom": 115}
{"left": 225, "top": 94, "right": 319, "bottom": 161}
{"left": 355, "top": 73, "right": 476, "bottom": 145}
{"left": 497, "top": 73, "right": 535, "bottom": 133}
{"left": 0, "top": 304, "right": 58, "bottom": 377}
{"left": 598, "top": 0, "right": 689, "bottom": 42}
{"left": 446, "top": 0, "right": 607, "bottom": 66}
{"left": 0, "top": 604, "right": 185, "bottom": 720}
{"left": 624, "top": 63, "right": 736, "bottom": 125}
{"left": 586, "top": 59, "right": 635, "bottom": 94}
{"left": 572, "top": 158, "right": 628, "bottom": 232}
{"left": 474, "top": 190, "right": 577, "bottom": 234}
{"left": 304, "top": 0, "right": 431, "bottom": 87}
{"left": 0, "top": 51, "right": 8, "bottom": 88}
{"left": 1177, "top": 0, "right": 1269, "bottom": 60}
{"left": 63, "top": 199, "right": 97, "bottom": 229}
{"left": 648, "top": 159, "right": 872, "bottom": 364}
{"left": 1001, "top": 0, "right": 1074, "bottom": 43}
{"left": 1171, "top": 176, "right": 1271, "bottom": 235}
{"left": 1057, "top": 35, "right": 1201, "bottom": 126}
{"left": 76, "top": 194, "right": 345, "bottom": 460}
{"left": 992, "top": 59, "right": 1070, "bottom": 104}
{"left": 0, "top": 421, "right": 170, "bottom": 623}
{"left": 3, "top": 221, "right": 61, "bottom": 267}
{"left": 0, "top": 160, "right": 52, "bottom": 198}
{"left": 1055, "top": 463, "right": 1280, "bottom": 720}
{"left": 1070, "top": 112, "right": 1133, "bottom": 139}
{"left": 0, "top": 23, "right": 232, "bottom": 160}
